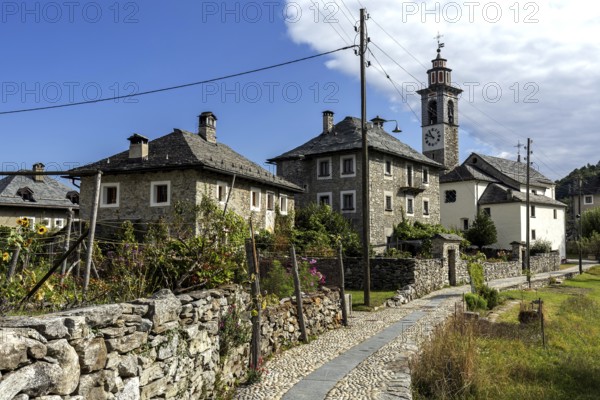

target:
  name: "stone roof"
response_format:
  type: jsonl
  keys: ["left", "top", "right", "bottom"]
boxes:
{"left": 478, "top": 183, "right": 566, "bottom": 207}
{"left": 433, "top": 233, "right": 464, "bottom": 241}
{"left": 268, "top": 116, "right": 445, "bottom": 169}
{"left": 0, "top": 174, "right": 79, "bottom": 210}
{"left": 467, "top": 153, "right": 554, "bottom": 186}
{"left": 68, "top": 129, "right": 302, "bottom": 192}
{"left": 440, "top": 164, "right": 497, "bottom": 183}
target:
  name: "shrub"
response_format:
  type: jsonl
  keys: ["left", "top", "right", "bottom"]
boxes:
{"left": 478, "top": 285, "right": 500, "bottom": 309}
{"left": 218, "top": 304, "right": 250, "bottom": 358}
{"left": 261, "top": 260, "right": 294, "bottom": 298}
{"left": 465, "top": 293, "right": 488, "bottom": 311}
{"left": 465, "top": 212, "right": 498, "bottom": 250}
{"left": 531, "top": 239, "right": 552, "bottom": 255}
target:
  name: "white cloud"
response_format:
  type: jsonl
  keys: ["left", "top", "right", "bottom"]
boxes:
{"left": 285, "top": 0, "right": 600, "bottom": 179}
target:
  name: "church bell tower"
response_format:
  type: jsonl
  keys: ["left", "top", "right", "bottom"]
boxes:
{"left": 417, "top": 37, "right": 462, "bottom": 169}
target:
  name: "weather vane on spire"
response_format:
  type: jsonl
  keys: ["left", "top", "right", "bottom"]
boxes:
{"left": 435, "top": 32, "right": 445, "bottom": 52}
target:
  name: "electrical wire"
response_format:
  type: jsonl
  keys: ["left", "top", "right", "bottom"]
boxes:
{"left": 0, "top": 45, "right": 357, "bottom": 116}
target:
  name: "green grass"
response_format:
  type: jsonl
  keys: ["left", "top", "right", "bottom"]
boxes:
{"left": 346, "top": 289, "right": 395, "bottom": 311}
{"left": 412, "top": 266, "right": 600, "bottom": 400}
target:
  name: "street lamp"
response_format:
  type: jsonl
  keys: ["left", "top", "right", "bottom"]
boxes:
{"left": 370, "top": 116, "right": 402, "bottom": 133}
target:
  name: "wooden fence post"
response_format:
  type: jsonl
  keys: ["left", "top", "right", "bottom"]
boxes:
{"left": 60, "top": 208, "right": 74, "bottom": 284}
{"left": 245, "top": 219, "right": 261, "bottom": 370}
{"left": 83, "top": 170, "right": 102, "bottom": 297}
{"left": 338, "top": 242, "right": 349, "bottom": 326}
{"left": 290, "top": 245, "right": 308, "bottom": 342}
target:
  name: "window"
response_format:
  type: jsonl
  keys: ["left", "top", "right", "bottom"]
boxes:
{"left": 384, "top": 159, "right": 392, "bottom": 176}
{"left": 266, "top": 192, "right": 275, "bottom": 211}
{"left": 532, "top": 189, "right": 537, "bottom": 195}
{"left": 280, "top": 195, "right": 288, "bottom": 215}
{"left": 66, "top": 191, "right": 79, "bottom": 205}
{"left": 41, "top": 218, "right": 51, "bottom": 227}
{"left": 531, "top": 205, "right": 536, "bottom": 218}
{"left": 340, "top": 190, "right": 356, "bottom": 212}
{"left": 445, "top": 190, "right": 457, "bottom": 203}
{"left": 406, "top": 196, "right": 414, "bottom": 215}
{"left": 317, "top": 192, "right": 332, "bottom": 206}
{"left": 151, "top": 181, "right": 170, "bottom": 206}
{"left": 216, "top": 181, "right": 228, "bottom": 203}
{"left": 54, "top": 219, "right": 64, "bottom": 229}
{"left": 462, "top": 218, "right": 469, "bottom": 231}
{"left": 531, "top": 229, "right": 536, "bottom": 240}
{"left": 385, "top": 194, "right": 393, "bottom": 211}
{"left": 250, "top": 187, "right": 261, "bottom": 211}
{"left": 17, "top": 187, "right": 34, "bottom": 202}
{"left": 101, "top": 183, "right": 119, "bottom": 208}
{"left": 422, "top": 167, "right": 429, "bottom": 185}
{"left": 340, "top": 155, "right": 355, "bottom": 177}
{"left": 553, "top": 209, "right": 557, "bottom": 219}
{"left": 448, "top": 100, "right": 454, "bottom": 124}
{"left": 428, "top": 100, "right": 437, "bottom": 124}
{"left": 407, "top": 165, "right": 413, "bottom": 187}
{"left": 423, "top": 199, "right": 430, "bottom": 216}
{"left": 317, "top": 157, "right": 332, "bottom": 179}
{"left": 484, "top": 207, "right": 491, "bottom": 217}
{"left": 584, "top": 195, "right": 593, "bottom": 205}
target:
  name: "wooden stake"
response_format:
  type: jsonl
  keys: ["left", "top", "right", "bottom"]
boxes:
{"left": 290, "top": 245, "right": 308, "bottom": 342}
{"left": 338, "top": 242, "right": 349, "bottom": 326}
{"left": 60, "top": 208, "right": 74, "bottom": 284}
{"left": 246, "top": 219, "right": 262, "bottom": 370}
{"left": 83, "top": 171, "right": 102, "bottom": 297}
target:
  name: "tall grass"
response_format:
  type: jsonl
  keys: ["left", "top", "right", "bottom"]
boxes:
{"left": 411, "top": 267, "right": 600, "bottom": 399}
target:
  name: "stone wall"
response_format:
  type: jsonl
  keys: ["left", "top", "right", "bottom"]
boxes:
{"left": 0, "top": 286, "right": 342, "bottom": 400}
{"left": 529, "top": 252, "right": 560, "bottom": 274}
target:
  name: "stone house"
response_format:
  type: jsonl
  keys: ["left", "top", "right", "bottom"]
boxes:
{"left": 0, "top": 163, "right": 79, "bottom": 228}
{"left": 569, "top": 175, "right": 600, "bottom": 217}
{"left": 68, "top": 112, "right": 302, "bottom": 232}
{"left": 268, "top": 111, "right": 445, "bottom": 250}
{"left": 440, "top": 153, "right": 567, "bottom": 257}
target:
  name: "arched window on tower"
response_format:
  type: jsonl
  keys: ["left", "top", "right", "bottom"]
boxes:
{"left": 448, "top": 100, "right": 455, "bottom": 124}
{"left": 428, "top": 100, "right": 437, "bottom": 125}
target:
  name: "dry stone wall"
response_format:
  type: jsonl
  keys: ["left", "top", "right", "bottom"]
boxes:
{"left": 0, "top": 285, "right": 342, "bottom": 400}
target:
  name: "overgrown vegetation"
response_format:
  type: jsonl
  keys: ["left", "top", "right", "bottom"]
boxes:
{"left": 261, "top": 259, "right": 325, "bottom": 299}
{"left": 412, "top": 266, "right": 600, "bottom": 399}
{"left": 464, "top": 252, "right": 500, "bottom": 311}
{"left": 1, "top": 197, "right": 250, "bottom": 312}
{"left": 530, "top": 239, "right": 552, "bottom": 255}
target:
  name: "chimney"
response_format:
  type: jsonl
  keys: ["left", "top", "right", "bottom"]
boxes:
{"left": 32, "top": 163, "right": 44, "bottom": 182}
{"left": 322, "top": 110, "right": 334, "bottom": 134}
{"left": 127, "top": 133, "right": 149, "bottom": 160}
{"left": 198, "top": 112, "right": 217, "bottom": 143}
{"left": 370, "top": 115, "right": 385, "bottom": 128}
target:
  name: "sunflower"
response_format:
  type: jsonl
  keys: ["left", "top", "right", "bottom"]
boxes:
{"left": 23, "top": 238, "right": 33, "bottom": 248}
{"left": 2, "top": 252, "right": 9, "bottom": 262}
{"left": 16, "top": 217, "right": 30, "bottom": 228}
{"left": 37, "top": 225, "right": 48, "bottom": 235}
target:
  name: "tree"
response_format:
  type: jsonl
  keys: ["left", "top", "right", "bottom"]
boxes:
{"left": 294, "top": 203, "right": 361, "bottom": 256}
{"left": 465, "top": 212, "right": 497, "bottom": 250}
{"left": 582, "top": 207, "right": 600, "bottom": 238}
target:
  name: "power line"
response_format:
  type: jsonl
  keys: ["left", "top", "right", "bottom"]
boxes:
{"left": 0, "top": 45, "right": 357, "bottom": 116}
{"left": 367, "top": 48, "right": 420, "bottom": 121}
{"left": 369, "top": 41, "right": 425, "bottom": 87}
{"left": 370, "top": 17, "right": 428, "bottom": 70}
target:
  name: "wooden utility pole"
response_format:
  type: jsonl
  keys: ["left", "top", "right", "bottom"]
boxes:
{"left": 245, "top": 219, "right": 261, "bottom": 371}
{"left": 359, "top": 7, "right": 371, "bottom": 306}
{"left": 526, "top": 138, "right": 531, "bottom": 288}
{"left": 83, "top": 171, "right": 102, "bottom": 296}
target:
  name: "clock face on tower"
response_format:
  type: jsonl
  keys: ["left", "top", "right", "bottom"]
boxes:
{"left": 424, "top": 127, "right": 442, "bottom": 147}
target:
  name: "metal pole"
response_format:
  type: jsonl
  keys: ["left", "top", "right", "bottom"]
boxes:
{"left": 83, "top": 171, "right": 102, "bottom": 297}
{"left": 578, "top": 175, "right": 583, "bottom": 274}
{"left": 359, "top": 7, "right": 371, "bottom": 307}
{"left": 526, "top": 138, "right": 531, "bottom": 288}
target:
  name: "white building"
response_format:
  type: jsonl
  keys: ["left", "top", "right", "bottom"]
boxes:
{"left": 439, "top": 153, "right": 566, "bottom": 258}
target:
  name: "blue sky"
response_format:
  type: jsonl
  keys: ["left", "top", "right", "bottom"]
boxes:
{"left": 1, "top": 1, "right": 598, "bottom": 183}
